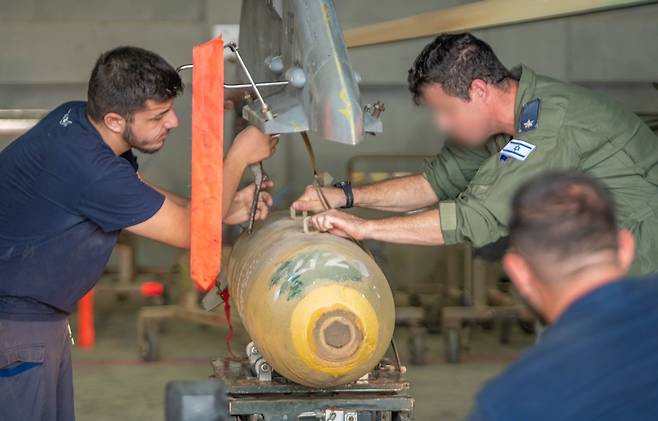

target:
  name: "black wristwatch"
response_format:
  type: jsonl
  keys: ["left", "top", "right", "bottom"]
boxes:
{"left": 334, "top": 181, "right": 354, "bottom": 209}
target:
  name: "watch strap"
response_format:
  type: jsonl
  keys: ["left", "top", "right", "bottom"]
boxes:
{"left": 334, "top": 181, "right": 354, "bottom": 209}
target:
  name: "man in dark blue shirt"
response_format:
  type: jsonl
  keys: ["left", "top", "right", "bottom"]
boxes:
{"left": 470, "top": 170, "right": 658, "bottom": 420}
{"left": 0, "top": 47, "right": 277, "bottom": 420}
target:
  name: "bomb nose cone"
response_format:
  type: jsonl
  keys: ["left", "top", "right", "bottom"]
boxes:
{"left": 287, "top": 284, "right": 385, "bottom": 387}
{"left": 314, "top": 310, "right": 364, "bottom": 362}
{"left": 324, "top": 319, "right": 352, "bottom": 348}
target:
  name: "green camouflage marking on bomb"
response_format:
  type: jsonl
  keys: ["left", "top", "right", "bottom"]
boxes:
{"left": 270, "top": 250, "right": 366, "bottom": 300}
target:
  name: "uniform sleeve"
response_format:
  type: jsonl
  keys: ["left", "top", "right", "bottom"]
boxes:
{"left": 75, "top": 160, "right": 165, "bottom": 232}
{"left": 440, "top": 124, "right": 585, "bottom": 247}
{"left": 468, "top": 404, "right": 494, "bottom": 421}
{"left": 423, "top": 142, "right": 492, "bottom": 200}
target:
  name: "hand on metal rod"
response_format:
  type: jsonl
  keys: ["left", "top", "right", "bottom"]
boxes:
{"left": 247, "top": 162, "right": 270, "bottom": 233}
{"left": 242, "top": 131, "right": 279, "bottom": 233}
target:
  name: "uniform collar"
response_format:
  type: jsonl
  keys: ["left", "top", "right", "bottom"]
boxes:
{"left": 511, "top": 64, "right": 538, "bottom": 135}
{"left": 74, "top": 102, "right": 104, "bottom": 142}
{"left": 77, "top": 102, "right": 124, "bottom": 156}
{"left": 552, "top": 278, "right": 632, "bottom": 327}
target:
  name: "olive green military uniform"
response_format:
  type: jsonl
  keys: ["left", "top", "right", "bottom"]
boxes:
{"left": 424, "top": 65, "right": 658, "bottom": 275}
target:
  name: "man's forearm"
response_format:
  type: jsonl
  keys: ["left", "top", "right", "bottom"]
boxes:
{"left": 363, "top": 209, "right": 444, "bottom": 245}
{"left": 354, "top": 175, "right": 438, "bottom": 213}
{"left": 132, "top": 157, "right": 245, "bottom": 247}
{"left": 144, "top": 178, "right": 189, "bottom": 208}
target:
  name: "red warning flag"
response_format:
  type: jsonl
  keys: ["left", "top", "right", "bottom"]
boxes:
{"left": 190, "top": 37, "right": 224, "bottom": 292}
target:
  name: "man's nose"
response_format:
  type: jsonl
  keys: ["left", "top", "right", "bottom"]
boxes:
{"left": 166, "top": 110, "right": 180, "bottom": 129}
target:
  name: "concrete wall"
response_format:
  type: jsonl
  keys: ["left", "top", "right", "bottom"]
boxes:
{"left": 1, "top": 0, "right": 657, "bottom": 267}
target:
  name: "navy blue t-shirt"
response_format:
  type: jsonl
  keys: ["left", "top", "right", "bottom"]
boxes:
{"left": 0, "top": 101, "right": 165, "bottom": 319}
{"left": 471, "top": 276, "right": 658, "bottom": 420}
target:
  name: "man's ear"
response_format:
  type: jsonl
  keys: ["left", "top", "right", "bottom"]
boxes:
{"left": 470, "top": 79, "right": 488, "bottom": 101}
{"left": 617, "top": 229, "right": 635, "bottom": 273}
{"left": 102, "top": 112, "right": 126, "bottom": 135}
{"left": 503, "top": 252, "right": 535, "bottom": 299}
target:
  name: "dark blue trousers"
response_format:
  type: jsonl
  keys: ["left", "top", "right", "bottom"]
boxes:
{"left": 0, "top": 318, "right": 74, "bottom": 421}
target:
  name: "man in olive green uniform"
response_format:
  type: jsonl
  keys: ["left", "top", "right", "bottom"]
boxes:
{"left": 292, "top": 32, "right": 658, "bottom": 275}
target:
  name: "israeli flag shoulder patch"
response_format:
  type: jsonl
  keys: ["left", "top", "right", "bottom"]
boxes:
{"left": 500, "top": 139, "right": 536, "bottom": 162}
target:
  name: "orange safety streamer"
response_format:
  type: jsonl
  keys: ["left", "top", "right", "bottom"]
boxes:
{"left": 77, "top": 290, "right": 95, "bottom": 348}
{"left": 190, "top": 37, "right": 224, "bottom": 292}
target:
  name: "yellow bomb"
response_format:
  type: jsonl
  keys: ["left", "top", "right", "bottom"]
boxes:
{"left": 226, "top": 211, "right": 395, "bottom": 388}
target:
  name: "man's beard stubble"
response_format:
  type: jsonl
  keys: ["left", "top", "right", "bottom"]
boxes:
{"left": 122, "top": 124, "right": 167, "bottom": 154}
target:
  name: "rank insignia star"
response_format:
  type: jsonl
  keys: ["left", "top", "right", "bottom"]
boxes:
{"left": 518, "top": 98, "right": 540, "bottom": 132}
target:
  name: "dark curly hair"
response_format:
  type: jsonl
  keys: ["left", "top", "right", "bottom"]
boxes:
{"left": 408, "top": 32, "right": 512, "bottom": 104}
{"left": 87, "top": 46, "right": 183, "bottom": 122}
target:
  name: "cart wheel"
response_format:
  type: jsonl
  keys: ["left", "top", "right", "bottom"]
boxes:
{"left": 409, "top": 332, "right": 426, "bottom": 365}
{"left": 479, "top": 319, "right": 494, "bottom": 331}
{"left": 393, "top": 411, "right": 412, "bottom": 421}
{"left": 424, "top": 302, "right": 442, "bottom": 334}
{"left": 140, "top": 324, "right": 161, "bottom": 362}
{"left": 445, "top": 328, "right": 461, "bottom": 363}
{"left": 518, "top": 318, "right": 535, "bottom": 334}
{"left": 161, "top": 285, "right": 171, "bottom": 305}
{"left": 499, "top": 319, "right": 512, "bottom": 344}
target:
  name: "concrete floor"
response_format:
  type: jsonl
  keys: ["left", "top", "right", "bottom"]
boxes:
{"left": 69, "top": 293, "right": 534, "bottom": 421}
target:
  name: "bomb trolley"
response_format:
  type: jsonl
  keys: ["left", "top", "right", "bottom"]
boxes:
{"left": 209, "top": 343, "right": 414, "bottom": 421}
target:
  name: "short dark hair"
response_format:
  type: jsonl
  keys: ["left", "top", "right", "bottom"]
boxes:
{"left": 407, "top": 32, "right": 512, "bottom": 104}
{"left": 87, "top": 46, "right": 183, "bottom": 122}
{"left": 509, "top": 170, "right": 618, "bottom": 275}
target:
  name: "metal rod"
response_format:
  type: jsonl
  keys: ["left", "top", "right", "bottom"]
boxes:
{"left": 299, "top": 132, "right": 374, "bottom": 258}
{"left": 390, "top": 340, "right": 403, "bottom": 373}
{"left": 247, "top": 163, "right": 268, "bottom": 234}
{"left": 176, "top": 64, "right": 193, "bottom": 72}
{"left": 175, "top": 64, "right": 288, "bottom": 89}
{"left": 225, "top": 42, "right": 274, "bottom": 120}
{"left": 225, "top": 81, "right": 288, "bottom": 90}
{"left": 300, "top": 132, "right": 331, "bottom": 210}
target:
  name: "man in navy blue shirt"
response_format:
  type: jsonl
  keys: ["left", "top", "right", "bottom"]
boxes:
{"left": 470, "top": 170, "right": 658, "bottom": 420}
{"left": 0, "top": 46, "right": 277, "bottom": 420}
